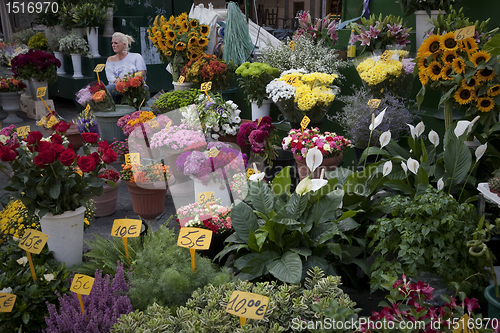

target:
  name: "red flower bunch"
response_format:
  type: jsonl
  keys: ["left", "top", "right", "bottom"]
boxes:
{"left": 0, "top": 77, "right": 26, "bottom": 92}
{"left": 237, "top": 116, "right": 278, "bottom": 164}
{"left": 115, "top": 72, "right": 149, "bottom": 110}
{"left": 181, "top": 54, "right": 229, "bottom": 91}
{"left": 10, "top": 49, "right": 60, "bottom": 84}
{"left": 98, "top": 169, "right": 120, "bottom": 182}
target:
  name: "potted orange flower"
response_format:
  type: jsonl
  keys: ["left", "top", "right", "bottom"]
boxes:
{"left": 115, "top": 72, "right": 149, "bottom": 110}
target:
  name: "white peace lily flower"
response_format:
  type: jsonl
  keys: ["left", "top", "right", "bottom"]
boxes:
{"left": 383, "top": 161, "right": 392, "bottom": 177}
{"left": 311, "top": 179, "right": 328, "bottom": 191}
{"left": 44, "top": 273, "right": 55, "bottom": 282}
{"left": 379, "top": 130, "right": 391, "bottom": 148}
{"left": 475, "top": 143, "right": 487, "bottom": 162}
{"left": 407, "top": 158, "right": 420, "bottom": 175}
{"left": 306, "top": 147, "right": 324, "bottom": 173}
{"left": 0, "top": 287, "right": 12, "bottom": 294}
{"left": 428, "top": 130, "right": 439, "bottom": 147}
{"left": 407, "top": 124, "right": 416, "bottom": 139}
{"left": 401, "top": 161, "right": 408, "bottom": 175}
{"left": 296, "top": 177, "right": 313, "bottom": 195}
{"left": 249, "top": 171, "right": 265, "bottom": 181}
{"left": 369, "top": 108, "right": 387, "bottom": 131}
{"left": 17, "top": 256, "right": 28, "bottom": 266}
{"left": 454, "top": 120, "right": 473, "bottom": 138}
{"left": 415, "top": 121, "right": 425, "bottom": 138}
{"left": 437, "top": 178, "right": 444, "bottom": 191}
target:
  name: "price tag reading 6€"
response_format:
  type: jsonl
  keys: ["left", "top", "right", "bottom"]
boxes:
{"left": 177, "top": 227, "right": 213, "bottom": 250}
{"left": 455, "top": 26, "right": 475, "bottom": 41}
{"left": 0, "top": 293, "right": 16, "bottom": 313}
{"left": 226, "top": 291, "right": 269, "bottom": 320}
{"left": 70, "top": 274, "right": 94, "bottom": 295}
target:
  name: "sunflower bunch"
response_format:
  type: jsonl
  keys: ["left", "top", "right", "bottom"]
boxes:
{"left": 416, "top": 32, "right": 500, "bottom": 129}
{"left": 0, "top": 199, "right": 40, "bottom": 244}
{"left": 147, "top": 13, "right": 210, "bottom": 81}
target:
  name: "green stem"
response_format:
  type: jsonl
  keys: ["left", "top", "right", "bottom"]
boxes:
{"left": 458, "top": 161, "right": 476, "bottom": 202}
{"left": 443, "top": 98, "right": 454, "bottom": 130}
{"left": 363, "top": 131, "right": 373, "bottom": 170}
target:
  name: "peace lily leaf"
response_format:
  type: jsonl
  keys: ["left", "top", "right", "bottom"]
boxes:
{"left": 444, "top": 135, "right": 472, "bottom": 187}
{"left": 267, "top": 251, "right": 302, "bottom": 284}
{"left": 231, "top": 200, "right": 259, "bottom": 241}
{"left": 272, "top": 166, "right": 291, "bottom": 195}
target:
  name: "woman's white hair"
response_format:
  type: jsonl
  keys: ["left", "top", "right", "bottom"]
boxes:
{"left": 112, "top": 32, "right": 134, "bottom": 51}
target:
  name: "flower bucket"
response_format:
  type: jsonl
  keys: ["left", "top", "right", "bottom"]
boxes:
{"left": 86, "top": 27, "right": 100, "bottom": 57}
{"left": 39, "top": 206, "right": 86, "bottom": 267}
{"left": 71, "top": 54, "right": 83, "bottom": 78}
{"left": 415, "top": 10, "right": 441, "bottom": 50}
{"left": 125, "top": 180, "right": 166, "bottom": 220}
{"left": 94, "top": 105, "right": 136, "bottom": 143}
{"left": 53, "top": 51, "right": 66, "bottom": 75}
{"left": 92, "top": 179, "right": 122, "bottom": 217}
{"left": 172, "top": 81, "right": 194, "bottom": 91}
{"left": 251, "top": 99, "right": 272, "bottom": 120}
{"left": 193, "top": 177, "right": 232, "bottom": 208}
{"left": 0, "top": 91, "right": 23, "bottom": 124}
{"left": 294, "top": 153, "right": 343, "bottom": 181}
{"left": 29, "top": 78, "right": 48, "bottom": 100}
{"left": 485, "top": 285, "right": 500, "bottom": 319}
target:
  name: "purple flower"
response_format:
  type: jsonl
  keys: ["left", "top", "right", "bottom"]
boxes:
{"left": 368, "top": 25, "right": 380, "bottom": 39}
{"left": 387, "top": 23, "right": 402, "bottom": 36}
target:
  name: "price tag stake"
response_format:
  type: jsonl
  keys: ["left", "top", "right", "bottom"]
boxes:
{"left": 94, "top": 64, "right": 105, "bottom": 85}
{"left": 111, "top": 219, "right": 142, "bottom": 263}
{"left": 18, "top": 229, "right": 49, "bottom": 281}
{"left": 70, "top": 274, "right": 95, "bottom": 314}
{"left": 178, "top": 228, "right": 213, "bottom": 272}
{"left": 0, "top": 293, "right": 17, "bottom": 313}
{"left": 226, "top": 291, "right": 269, "bottom": 327}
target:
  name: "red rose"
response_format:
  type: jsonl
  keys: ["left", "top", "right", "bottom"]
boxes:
{"left": 50, "top": 134, "right": 63, "bottom": 145}
{"left": 77, "top": 155, "right": 97, "bottom": 172}
{"left": 25, "top": 131, "right": 43, "bottom": 145}
{"left": 37, "top": 141, "right": 52, "bottom": 152}
{"left": 52, "top": 121, "right": 71, "bottom": 134}
{"left": 52, "top": 144, "right": 66, "bottom": 157}
{"left": 101, "top": 147, "right": 117, "bottom": 164}
{"left": 34, "top": 154, "right": 48, "bottom": 168}
{"left": 97, "top": 141, "right": 110, "bottom": 154}
{"left": 39, "top": 148, "right": 57, "bottom": 164}
{"left": 81, "top": 132, "right": 99, "bottom": 144}
{"left": 0, "top": 146, "right": 17, "bottom": 162}
{"left": 58, "top": 149, "right": 76, "bottom": 166}
{"left": 91, "top": 152, "right": 101, "bottom": 165}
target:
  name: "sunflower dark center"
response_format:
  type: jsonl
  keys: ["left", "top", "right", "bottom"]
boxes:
{"left": 429, "top": 41, "right": 441, "bottom": 53}
{"left": 481, "top": 68, "right": 493, "bottom": 77}
{"left": 446, "top": 54, "right": 455, "bottom": 62}
{"left": 467, "top": 78, "right": 476, "bottom": 87}
{"left": 459, "top": 89, "right": 471, "bottom": 99}
{"left": 446, "top": 68, "right": 452, "bottom": 77}
{"left": 477, "top": 56, "right": 486, "bottom": 64}
{"left": 432, "top": 65, "right": 441, "bottom": 75}
{"left": 481, "top": 99, "right": 491, "bottom": 107}
{"left": 465, "top": 41, "right": 472, "bottom": 49}
{"left": 445, "top": 38, "right": 457, "bottom": 49}
{"left": 456, "top": 60, "right": 464, "bottom": 69}
{"left": 492, "top": 86, "right": 500, "bottom": 92}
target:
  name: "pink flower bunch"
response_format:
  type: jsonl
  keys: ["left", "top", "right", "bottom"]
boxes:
{"left": 0, "top": 124, "right": 20, "bottom": 148}
{"left": 237, "top": 117, "right": 275, "bottom": 154}
{"left": 282, "top": 127, "right": 351, "bottom": 160}
{"left": 176, "top": 202, "right": 232, "bottom": 234}
{"left": 294, "top": 11, "right": 339, "bottom": 46}
{"left": 149, "top": 124, "right": 206, "bottom": 151}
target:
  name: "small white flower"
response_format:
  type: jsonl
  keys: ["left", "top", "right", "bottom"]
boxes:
{"left": 415, "top": 121, "right": 425, "bottom": 138}
{"left": 306, "top": 147, "right": 323, "bottom": 173}
{"left": 212, "top": 134, "right": 219, "bottom": 140}
{"left": 401, "top": 161, "right": 408, "bottom": 175}
{"left": 382, "top": 161, "right": 392, "bottom": 177}
{"left": 17, "top": 256, "right": 28, "bottom": 266}
{"left": 44, "top": 273, "right": 55, "bottom": 282}
{"left": 284, "top": 137, "right": 292, "bottom": 146}
{"left": 437, "top": 178, "right": 444, "bottom": 191}
{"left": 0, "top": 287, "right": 12, "bottom": 294}
{"left": 296, "top": 177, "right": 313, "bottom": 195}
{"left": 0, "top": 135, "right": 7, "bottom": 145}
{"left": 428, "top": 130, "right": 439, "bottom": 147}
{"left": 407, "top": 158, "right": 420, "bottom": 175}
{"left": 369, "top": 108, "right": 387, "bottom": 131}
{"left": 379, "top": 130, "right": 391, "bottom": 148}
{"left": 475, "top": 143, "right": 487, "bottom": 162}
{"left": 311, "top": 179, "right": 328, "bottom": 191}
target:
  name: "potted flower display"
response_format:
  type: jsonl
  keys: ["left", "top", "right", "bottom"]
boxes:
{"left": 147, "top": 13, "right": 210, "bottom": 82}
{"left": 110, "top": 138, "right": 129, "bottom": 162}
{"left": 59, "top": 31, "right": 90, "bottom": 78}
{"left": 0, "top": 123, "right": 116, "bottom": 267}
{"left": 92, "top": 167, "right": 121, "bottom": 217}
{"left": 120, "top": 161, "right": 173, "bottom": 220}
{"left": 0, "top": 77, "right": 26, "bottom": 124}
{"left": 235, "top": 62, "right": 280, "bottom": 120}
{"left": 72, "top": 2, "right": 109, "bottom": 57}
{"left": 150, "top": 88, "right": 201, "bottom": 114}
{"left": 236, "top": 116, "right": 278, "bottom": 164}
{"left": 10, "top": 49, "right": 61, "bottom": 100}
{"left": 176, "top": 141, "right": 247, "bottom": 207}
{"left": 115, "top": 72, "right": 150, "bottom": 110}
{"left": 282, "top": 127, "right": 352, "bottom": 180}
{"left": 27, "top": 32, "right": 49, "bottom": 51}
{"left": 73, "top": 107, "right": 99, "bottom": 136}
{"left": 294, "top": 11, "right": 340, "bottom": 49}
{"left": 180, "top": 54, "right": 229, "bottom": 92}
{"left": 266, "top": 70, "right": 339, "bottom": 127}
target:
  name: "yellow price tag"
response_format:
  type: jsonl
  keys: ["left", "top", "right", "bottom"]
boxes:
{"left": 208, "top": 148, "right": 220, "bottom": 158}
{"left": 124, "top": 153, "right": 140, "bottom": 165}
{"left": 93, "top": 64, "right": 105, "bottom": 72}
{"left": 452, "top": 314, "right": 479, "bottom": 333}
{"left": 201, "top": 81, "right": 212, "bottom": 91}
{"left": 246, "top": 168, "right": 255, "bottom": 179}
{"left": 70, "top": 274, "right": 95, "bottom": 295}
{"left": 111, "top": 219, "right": 142, "bottom": 238}
{"left": 84, "top": 104, "right": 91, "bottom": 117}
{"left": 226, "top": 291, "right": 269, "bottom": 320}
{"left": 14, "top": 47, "right": 22, "bottom": 53}
{"left": 289, "top": 40, "right": 295, "bottom": 51}
{"left": 18, "top": 229, "right": 48, "bottom": 255}
{"left": 177, "top": 227, "right": 213, "bottom": 250}
{"left": 455, "top": 26, "right": 475, "bottom": 41}
{"left": 165, "top": 120, "right": 172, "bottom": 131}
{"left": 300, "top": 116, "right": 310, "bottom": 129}
{"left": 36, "top": 87, "right": 46, "bottom": 98}
{"left": 178, "top": 76, "right": 185, "bottom": 85}
{"left": 367, "top": 99, "right": 381, "bottom": 109}
{"left": 285, "top": 75, "right": 299, "bottom": 86}
{"left": 0, "top": 293, "right": 16, "bottom": 313}
{"left": 16, "top": 126, "right": 30, "bottom": 139}
{"left": 380, "top": 50, "right": 392, "bottom": 62}
{"left": 198, "top": 191, "right": 215, "bottom": 205}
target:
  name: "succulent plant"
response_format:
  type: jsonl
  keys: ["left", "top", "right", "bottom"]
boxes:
{"left": 488, "top": 169, "right": 500, "bottom": 193}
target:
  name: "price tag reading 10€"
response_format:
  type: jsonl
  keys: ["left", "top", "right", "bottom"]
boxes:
{"left": 70, "top": 274, "right": 95, "bottom": 295}
{"left": 177, "top": 227, "right": 213, "bottom": 250}
{"left": 111, "top": 219, "right": 142, "bottom": 238}
{"left": 226, "top": 291, "right": 269, "bottom": 320}
{"left": 0, "top": 293, "right": 17, "bottom": 313}
{"left": 18, "top": 229, "right": 49, "bottom": 255}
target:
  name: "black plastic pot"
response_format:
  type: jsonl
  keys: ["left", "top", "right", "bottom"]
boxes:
{"left": 264, "top": 149, "right": 298, "bottom": 189}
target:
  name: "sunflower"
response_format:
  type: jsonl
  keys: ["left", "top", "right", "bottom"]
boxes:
{"left": 165, "top": 50, "right": 172, "bottom": 57}
{"left": 418, "top": 71, "right": 429, "bottom": 85}
{"left": 488, "top": 84, "right": 500, "bottom": 97}
{"left": 188, "top": 36, "right": 199, "bottom": 46}
{"left": 189, "top": 52, "right": 201, "bottom": 60}
{"left": 452, "top": 58, "right": 466, "bottom": 74}
{"left": 166, "top": 29, "right": 176, "bottom": 40}
{"left": 198, "top": 37, "right": 209, "bottom": 47}
{"left": 180, "top": 21, "right": 189, "bottom": 33}
{"left": 477, "top": 67, "right": 496, "bottom": 81}
{"left": 461, "top": 76, "right": 479, "bottom": 90}
{"left": 176, "top": 13, "right": 188, "bottom": 24}
{"left": 454, "top": 87, "right": 474, "bottom": 105}
{"left": 417, "top": 56, "right": 430, "bottom": 73}
{"left": 167, "top": 15, "right": 175, "bottom": 25}
{"left": 441, "top": 65, "right": 453, "bottom": 80}
{"left": 418, "top": 35, "right": 441, "bottom": 58}
{"left": 190, "top": 19, "right": 199, "bottom": 29}
{"left": 427, "top": 61, "right": 442, "bottom": 81}
{"left": 175, "top": 41, "right": 186, "bottom": 51}
{"left": 440, "top": 32, "right": 459, "bottom": 51}
{"left": 460, "top": 38, "right": 478, "bottom": 54}
{"left": 442, "top": 50, "right": 458, "bottom": 65}
{"left": 165, "top": 39, "right": 174, "bottom": 48}
{"left": 477, "top": 96, "right": 495, "bottom": 112}
{"left": 470, "top": 51, "right": 491, "bottom": 67}
{"left": 200, "top": 24, "right": 210, "bottom": 37}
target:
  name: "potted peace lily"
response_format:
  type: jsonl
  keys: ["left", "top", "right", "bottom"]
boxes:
{"left": 59, "top": 31, "right": 91, "bottom": 78}
{"left": 0, "top": 123, "right": 116, "bottom": 267}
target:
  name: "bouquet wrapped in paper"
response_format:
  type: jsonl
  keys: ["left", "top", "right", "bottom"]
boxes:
{"left": 76, "top": 81, "right": 115, "bottom": 112}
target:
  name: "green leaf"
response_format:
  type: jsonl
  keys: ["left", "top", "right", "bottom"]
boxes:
{"left": 310, "top": 222, "right": 339, "bottom": 244}
{"left": 287, "top": 192, "right": 308, "bottom": 219}
{"left": 443, "top": 133, "right": 472, "bottom": 187}
{"left": 22, "top": 312, "right": 30, "bottom": 325}
{"left": 337, "top": 218, "right": 360, "bottom": 232}
{"left": 249, "top": 180, "right": 274, "bottom": 215}
{"left": 289, "top": 247, "right": 312, "bottom": 257}
{"left": 231, "top": 200, "right": 259, "bottom": 241}
{"left": 49, "top": 183, "right": 61, "bottom": 199}
{"left": 483, "top": 33, "right": 500, "bottom": 56}
{"left": 311, "top": 190, "right": 343, "bottom": 224}
{"left": 235, "top": 251, "right": 279, "bottom": 280}
{"left": 272, "top": 166, "right": 291, "bottom": 195}
{"left": 267, "top": 251, "right": 302, "bottom": 284}
{"left": 303, "top": 255, "right": 331, "bottom": 276}
{"left": 416, "top": 84, "right": 426, "bottom": 108}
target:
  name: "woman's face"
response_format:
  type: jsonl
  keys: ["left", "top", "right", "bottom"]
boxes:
{"left": 112, "top": 37, "right": 126, "bottom": 54}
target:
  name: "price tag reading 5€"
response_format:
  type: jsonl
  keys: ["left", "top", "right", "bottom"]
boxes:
{"left": 0, "top": 293, "right": 16, "bottom": 313}
{"left": 177, "top": 228, "right": 213, "bottom": 250}
{"left": 70, "top": 274, "right": 94, "bottom": 295}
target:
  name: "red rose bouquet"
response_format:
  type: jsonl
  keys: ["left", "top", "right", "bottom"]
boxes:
{"left": 115, "top": 72, "right": 149, "bottom": 110}
{"left": 180, "top": 54, "right": 229, "bottom": 91}
{"left": 76, "top": 81, "right": 115, "bottom": 112}
{"left": 0, "top": 122, "right": 117, "bottom": 217}
{"left": 236, "top": 116, "right": 279, "bottom": 164}
{"left": 0, "top": 77, "right": 26, "bottom": 92}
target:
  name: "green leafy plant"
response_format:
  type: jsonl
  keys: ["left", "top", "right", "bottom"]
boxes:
{"left": 27, "top": 32, "right": 48, "bottom": 51}
{"left": 151, "top": 89, "right": 201, "bottom": 114}
{"left": 368, "top": 185, "right": 490, "bottom": 294}
{"left": 72, "top": 3, "right": 109, "bottom": 28}
{"left": 12, "top": 28, "right": 35, "bottom": 45}
{"left": 235, "top": 62, "right": 280, "bottom": 107}
{"left": 0, "top": 239, "right": 71, "bottom": 333}
{"left": 111, "top": 267, "right": 359, "bottom": 333}
{"left": 59, "top": 31, "right": 90, "bottom": 56}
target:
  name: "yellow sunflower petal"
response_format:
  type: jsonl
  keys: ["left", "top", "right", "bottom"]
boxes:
{"left": 418, "top": 35, "right": 441, "bottom": 58}
{"left": 454, "top": 87, "right": 474, "bottom": 105}
{"left": 440, "top": 32, "right": 459, "bottom": 51}
{"left": 477, "top": 96, "right": 495, "bottom": 112}
{"left": 470, "top": 51, "right": 491, "bottom": 67}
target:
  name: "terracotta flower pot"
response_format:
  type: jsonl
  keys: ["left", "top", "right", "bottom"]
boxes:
{"left": 294, "top": 153, "right": 343, "bottom": 181}
{"left": 92, "top": 178, "right": 122, "bottom": 217}
{"left": 124, "top": 180, "right": 167, "bottom": 220}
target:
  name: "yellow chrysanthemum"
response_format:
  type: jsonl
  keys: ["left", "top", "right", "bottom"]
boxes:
{"left": 419, "top": 71, "right": 429, "bottom": 85}
{"left": 440, "top": 32, "right": 459, "bottom": 51}
{"left": 460, "top": 38, "right": 479, "bottom": 54}
{"left": 477, "top": 96, "right": 495, "bottom": 112}
{"left": 418, "top": 35, "right": 441, "bottom": 58}
{"left": 477, "top": 67, "right": 496, "bottom": 81}
{"left": 488, "top": 84, "right": 500, "bottom": 97}
{"left": 200, "top": 24, "right": 210, "bottom": 37}
{"left": 452, "top": 58, "right": 466, "bottom": 74}
{"left": 470, "top": 51, "right": 491, "bottom": 67}
{"left": 454, "top": 87, "right": 474, "bottom": 105}
{"left": 442, "top": 50, "right": 458, "bottom": 65}
{"left": 426, "top": 61, "right": 442, "bottom": 81}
